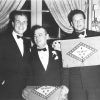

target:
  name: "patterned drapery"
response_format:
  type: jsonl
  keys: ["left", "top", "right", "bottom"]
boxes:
{"left": 44, "top": 0, "right": 88, "bottom": 33}
{"left": 0, "top": 0, "right": 26, "bottom": 30}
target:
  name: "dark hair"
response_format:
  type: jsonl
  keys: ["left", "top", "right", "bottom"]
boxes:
{"left": 7, "top": 10, "right": 28, "bottom": 32}
{"left": 68, "top": 9, "right": 86, "bottom": 24}
{"left": 31, "top": 25, "right": 47, "bottom": 36}
{"left": 9, "top": 10, "right": 28, "bottom": 22}
{"left": 30, "top": 25, "right": 48, "bottom": 43}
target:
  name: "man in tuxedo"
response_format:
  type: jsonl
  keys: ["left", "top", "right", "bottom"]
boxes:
{"left": 0, "top": 10, "right": 31, "bottom": 100}
{"left": 28, "top": 25, "right": 63, "bottom": 86}
{"left": 67, "top": 9, "right": 100, "bottom": 39}
{"left": 66, "top": 9, "right": 100, "bottom": 100}
{"left": 22, "top": 25, "right": 69, "bottom": 100}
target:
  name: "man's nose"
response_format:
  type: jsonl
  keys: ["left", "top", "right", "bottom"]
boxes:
{"left": 77, "top": 21, "right": 81, "bottom": 24}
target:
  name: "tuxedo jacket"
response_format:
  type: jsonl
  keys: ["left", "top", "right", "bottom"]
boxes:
{"left": 27, "top": 45, "right": 63, "bottom": 86}
{"left": 65, "top": 30, "right": 100, "bottom": 100}
{"left": 66, "top": 29, "right": 100, "bottom": 39}
{"left": 0, "top": 33, "right": 31, "bottom": 99}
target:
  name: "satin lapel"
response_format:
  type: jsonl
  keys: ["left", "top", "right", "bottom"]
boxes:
{"left": 85, "top": 30, "right": 91, "bottom": 37}
{"left": 9, "top": 34, "right": 23, "bottom": 58}
{"left": 31, "top": 47, "right": 46, "bottom": 71}
{"left": 46, "top": 47, "right": 53, "bottom": 71}
{"left": 85, "top": 29, "right": 88, "bottom": 37}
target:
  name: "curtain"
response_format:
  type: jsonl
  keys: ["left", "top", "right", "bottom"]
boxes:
{"left": 0, "top": 0, "right": 26, "bottom": 30}
{"left": 44, "top": 0, "right": 88, "bottom": 33}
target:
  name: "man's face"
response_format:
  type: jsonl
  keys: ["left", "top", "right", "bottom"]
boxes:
{"left": 12, "top": 15, "right": 28, "bottom": 36}
{"left": 34, "top": 28, "right": 48, "bottom": 48}
{"left": 71, "top": 14, "right": 85, "bottom": 32}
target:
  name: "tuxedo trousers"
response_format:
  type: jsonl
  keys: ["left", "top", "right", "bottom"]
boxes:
{"left": 68, "top": 66, "right": 100, "bottom": 100}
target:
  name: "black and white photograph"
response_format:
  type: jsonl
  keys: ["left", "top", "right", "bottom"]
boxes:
{"left": 0, "top": 0, "right": 100, "bottom": 100}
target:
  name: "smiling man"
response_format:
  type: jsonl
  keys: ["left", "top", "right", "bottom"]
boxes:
{"left": 0, "top": 10, "right": 31, "bottom": 100}
{"left": 66, "top": 9, "right": 100, "bottom": 100}
{"left": 67, "top": 9, "right": 100, "bottom": 39}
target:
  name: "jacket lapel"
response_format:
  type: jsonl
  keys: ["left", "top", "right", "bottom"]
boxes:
{"left": 9, "top": 34, "right": 23, "bottom": 58}
{"left": 32, "top": 48, "right": 45, "bottom": 71}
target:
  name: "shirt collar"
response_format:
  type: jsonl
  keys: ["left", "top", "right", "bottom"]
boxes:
{"left": 37, "top": 44, "right": 48, "bottom": 51}
{"left": 78, "top": 29, "right": 87, "bottom": 38}
{"left": 12, "top": 31, "right": 23, "bottom": 38}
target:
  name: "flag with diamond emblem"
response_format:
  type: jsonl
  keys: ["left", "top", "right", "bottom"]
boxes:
{"left": 61, "top": 36, "right": 100, "bottom": 68}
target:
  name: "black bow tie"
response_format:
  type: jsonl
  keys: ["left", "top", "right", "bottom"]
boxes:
{"left": 37, "top": 48, "right": 47, "bottom": 51}
{"left": 76, "top": 31, "right": 85, "bottom": 35}
{"left": 17, "top": 35, "right": 24, "bottom": 39}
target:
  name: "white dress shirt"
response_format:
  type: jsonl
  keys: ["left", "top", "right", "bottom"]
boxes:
{"left": 78, "top": 30, "right": 87, "bottom": 38}
{"left": 38, "top": 45, "right": 49, "bottom": 71}
{"left": 12, "top": 31, "right": 24, "bottom": 56}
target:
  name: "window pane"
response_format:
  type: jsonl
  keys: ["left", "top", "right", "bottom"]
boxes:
{"left": 21, "top": 0, "right": 31, "bottom": 10}
{"left": 42, "top": 0, "right": 59, "bottom": 38}
{"left": 42, "top": 0, "right": 48, "bottom": 10}
{"left": 42, "top": 12, "right": 59, "bottom": 38}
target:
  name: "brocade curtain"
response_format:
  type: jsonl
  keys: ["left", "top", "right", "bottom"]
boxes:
{"left": 44, "top": 0, "right": 88, "bottom": 33}
{"left": 0, "top": 0, "right": 26, "bottom": 30}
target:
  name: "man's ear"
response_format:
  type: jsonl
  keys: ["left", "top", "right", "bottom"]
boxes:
{"left": 71, "top": 22, "right": 73, "bottom": 27}
{"left": 46, "top": 34, "right": 50, "bottom": 39}
{"left": 85, "top": 19, "right": 87, "bottom": 28}
{"left": 12, "top": 22, "right": 14, "bottom": 27}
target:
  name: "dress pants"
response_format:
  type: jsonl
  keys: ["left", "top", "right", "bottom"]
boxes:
{"left": 68, "top": 66, "right": 100, "bottom": 100}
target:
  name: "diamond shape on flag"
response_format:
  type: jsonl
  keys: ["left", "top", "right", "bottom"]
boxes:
{"left": 32, "top": 86, "right": 58, "bottom": 99}
{"left": 67, "top": 42, "right": 97, "bottom": 62}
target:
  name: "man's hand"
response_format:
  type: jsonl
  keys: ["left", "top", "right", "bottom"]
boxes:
{"left": 22, "top": 86, "right": 33, "bottom": 99}
{"left": 52, "top": 40, "right": 61, "bottom": 51}
{"left": 59, "top": 85, "right": 69, "bottom": 100}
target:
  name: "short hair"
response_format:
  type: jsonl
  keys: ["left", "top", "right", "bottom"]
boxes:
{"left": 9, "top": 10, "right": 28, "bottom": 22}
{"left": 31, "top": 25, "right": 47, "bottom": 36}
{"left": 68, "top": 9, "right": 86, "bottom": 24}
{"left": 30, "top": 25, "right": 48, "bottom": 43}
